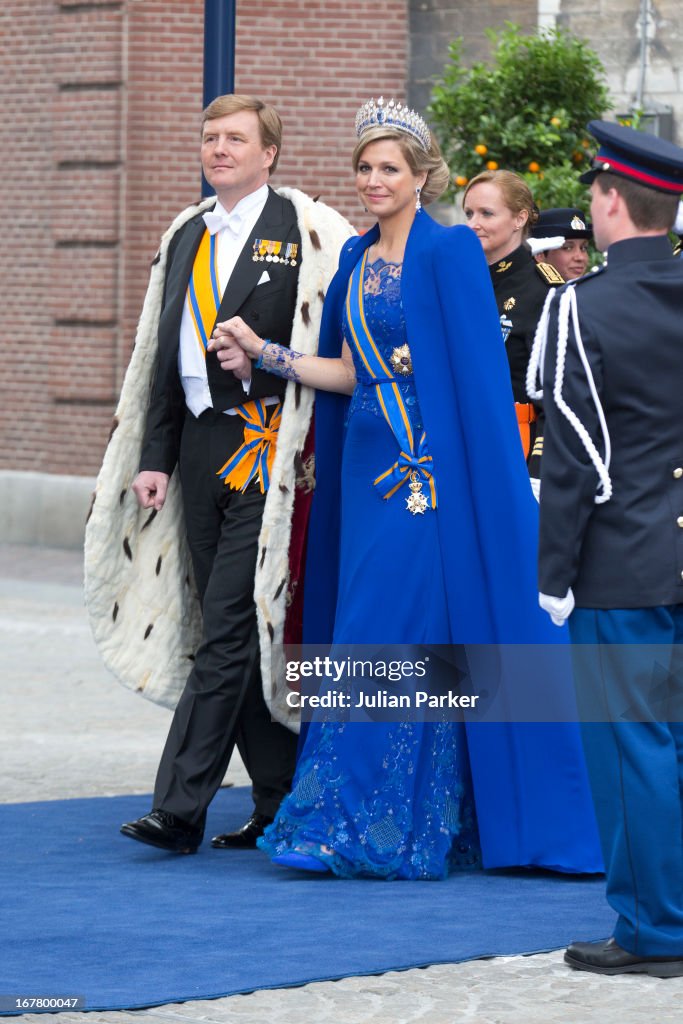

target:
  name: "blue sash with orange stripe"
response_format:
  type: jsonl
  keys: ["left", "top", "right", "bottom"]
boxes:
{"left": 188, "top": 227, "right": 280, "bottom": 493}
{"left": 345, "top": 250, "right": 437, "bottom": 509}
{"left": 187, "top": 229, "right": 222, "bottom": 357}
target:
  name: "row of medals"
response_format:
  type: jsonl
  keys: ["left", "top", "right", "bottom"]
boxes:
{"left": 252, "top": 239, "right": 298, "bottom": 265}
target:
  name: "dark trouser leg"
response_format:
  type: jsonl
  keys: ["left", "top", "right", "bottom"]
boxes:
{"left": 570, "top": 606, "right": 683, "bottom": 957}
{"left": 234, "top": 660, "right": 298, "bottom": 818}
{"left": 153, "top": 410, "right": 297, "bottom": 827}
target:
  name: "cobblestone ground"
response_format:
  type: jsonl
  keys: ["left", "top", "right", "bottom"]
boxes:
{"left": 2, "top": 543, "right": 681, "bottom": 1024}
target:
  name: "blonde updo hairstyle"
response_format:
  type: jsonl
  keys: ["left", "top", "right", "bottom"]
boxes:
{"left": 352, "top": 125, "right": 450, "bottom": 206}
{"left": 463, "top": 169, "right": 539, "bottom": 238}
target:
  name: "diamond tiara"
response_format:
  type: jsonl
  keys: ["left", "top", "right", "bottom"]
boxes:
{"left": 355, "top": 97, "right": 431, "bottom": 152}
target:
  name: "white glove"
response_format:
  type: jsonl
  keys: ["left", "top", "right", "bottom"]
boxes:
{"left": 529, "top": 476, "right": 541, "bottom": 502}
{"left": 539, "top": 589, "right": 575, "bottom": 627}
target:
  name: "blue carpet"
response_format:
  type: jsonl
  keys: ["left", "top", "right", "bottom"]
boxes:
{"left": 0, "top": 789, "right": 613, "bottom": 1014}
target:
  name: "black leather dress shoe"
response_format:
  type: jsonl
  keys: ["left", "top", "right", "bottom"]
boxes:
{"left": 565, "top": 937, "right": 683, "bottom": 977}
{"left": 120, "top": 810, "right": 203, "bottom": 854}
{"left": 211, "top": 812, "right": 274, "bottom": 849}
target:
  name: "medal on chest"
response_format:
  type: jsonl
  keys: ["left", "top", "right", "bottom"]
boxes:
{"left": 500, "top": 297, "right": 515, "bottom": 343}
{"left": 390, "top": 344, "right": 413, "bottom": 376}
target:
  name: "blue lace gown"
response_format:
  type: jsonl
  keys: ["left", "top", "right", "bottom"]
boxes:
{"left": 258, "top": 258, "right": 481, "bottom": 879}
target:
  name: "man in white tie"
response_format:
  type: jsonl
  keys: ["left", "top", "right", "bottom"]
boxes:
{"left": 87, "top": 94, "right": 353, "bottom": 854}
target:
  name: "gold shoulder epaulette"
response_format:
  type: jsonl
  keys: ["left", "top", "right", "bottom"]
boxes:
{"left": 673, "top": 240, "right": 682, "bottom": 257}
{"left": 535, "top": 261, "right": 565, "bottom": 285}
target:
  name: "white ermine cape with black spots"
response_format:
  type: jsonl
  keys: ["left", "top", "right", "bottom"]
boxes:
{"left": 84, "top": 188, "right": 355, "bottom": 732}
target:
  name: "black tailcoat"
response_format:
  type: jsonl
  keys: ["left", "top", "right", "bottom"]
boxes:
{"left": 139, "top": 186, "right": 302, "bottom": 827}
{"left": 140, "top": 187, "right": 301, "bottom": 475}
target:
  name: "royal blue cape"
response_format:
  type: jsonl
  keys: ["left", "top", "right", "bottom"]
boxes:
{"left": 303, "top": 213, "right": 602, "bottom": 872}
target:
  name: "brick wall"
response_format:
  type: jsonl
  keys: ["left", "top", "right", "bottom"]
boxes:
{"left": 1, "top": 1, "right": 56, "bottom": 472}
{"left": 3, "top": 1, "right": 681, "bottom": 480}
{"left": 0, "top": 0, "right": 409, "bottom": 478}
{"left": 236, "top": 0, "right": 407, "bottom": 220}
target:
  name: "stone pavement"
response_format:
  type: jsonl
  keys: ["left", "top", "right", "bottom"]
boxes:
{"left": 1, "top": 543, "right": 681, "bottom": 1024}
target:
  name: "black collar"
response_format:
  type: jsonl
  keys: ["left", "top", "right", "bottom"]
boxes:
{"left": 488, "top": 243, "right": 534, "bottom": 279}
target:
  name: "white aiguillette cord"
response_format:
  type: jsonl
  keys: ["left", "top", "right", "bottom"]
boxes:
{"left": 526, "top": 285, "right": 612, "bottom": 504}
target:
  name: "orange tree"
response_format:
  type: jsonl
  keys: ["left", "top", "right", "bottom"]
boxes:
{"left": 429, "top": 23, "right": 611, "bottom": 209}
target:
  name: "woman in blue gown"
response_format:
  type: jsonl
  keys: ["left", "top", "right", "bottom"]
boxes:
{"left": 253, "top": 253, "right": 481, "bottom": 878}
{"left": 210, "top": 98, "right": 602, "bottom": 879}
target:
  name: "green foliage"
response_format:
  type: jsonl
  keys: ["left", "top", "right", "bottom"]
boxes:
{"left": 428, "top": 23, "right": 612, "bottom": 209}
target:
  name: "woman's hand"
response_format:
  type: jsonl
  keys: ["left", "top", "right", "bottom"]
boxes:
{"left": 211, "top": 323, "right": 357, "bottom": 396}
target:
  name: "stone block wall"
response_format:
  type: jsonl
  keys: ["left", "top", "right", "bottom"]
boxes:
{"left": 409, "top": 0, "right": 538, "bottom": 114}
{"left": 556, "top": 0, "right": 683, "bottom": 142}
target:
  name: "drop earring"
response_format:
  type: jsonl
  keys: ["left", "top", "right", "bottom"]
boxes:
{"left": 415, "top": 186, "right": 422, "bottom": 212}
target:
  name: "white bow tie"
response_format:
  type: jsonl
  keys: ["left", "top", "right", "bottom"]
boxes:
{"left": 203, "top": 209, "right": 243, "bottom": 236}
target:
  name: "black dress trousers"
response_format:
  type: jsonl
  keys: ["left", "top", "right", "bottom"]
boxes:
{"left": 153, "top": 408, "right": 298, "bottom": 828}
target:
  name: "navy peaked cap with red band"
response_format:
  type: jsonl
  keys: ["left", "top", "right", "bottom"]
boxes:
{"left": 580, "top": 120, "right": 683, "bottom": 194}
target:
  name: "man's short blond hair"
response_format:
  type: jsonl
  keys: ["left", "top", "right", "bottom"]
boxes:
{"left": 201, "top": 94, "right": 282, "bottom": 174}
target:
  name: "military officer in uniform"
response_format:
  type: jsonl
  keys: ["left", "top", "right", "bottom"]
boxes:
{"left": 463, "top": 170, "right": 563, "bottom": 492}
{"left": 537, "top": 121, "right": 683, "bottom": 977}
{"left": 530, "top": 207, "right": 592, "bottom": 282}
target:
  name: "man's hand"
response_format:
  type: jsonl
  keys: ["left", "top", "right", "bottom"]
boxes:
{"left": 132, "top": 471, "right": 169, "bottom": 511}
{"left": 539, "top": 589, "right": 575, "bottom": 627}
{"left": 210, "top": 316, "right": 264, "bottom": 361}
{"left": 208, "top": 330, "right": 253, "bottom": 381}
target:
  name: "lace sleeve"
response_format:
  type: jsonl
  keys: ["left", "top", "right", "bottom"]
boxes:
{"left": 255, "top": 341, "right": 305, "bottom": 382}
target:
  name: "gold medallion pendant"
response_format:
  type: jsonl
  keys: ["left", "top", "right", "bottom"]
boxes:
{"left": 406, "top": 471, "right": 429, "bottom": 515}
{"left": 390, "top": 344, "right": 413, "bottom": 376}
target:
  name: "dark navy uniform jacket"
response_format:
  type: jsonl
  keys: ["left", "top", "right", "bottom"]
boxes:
{"left": 489, "top": 243, "right": 561, "bottom": 475}
{"left": 539, "top": 234, "right": 683, "bottom": 608}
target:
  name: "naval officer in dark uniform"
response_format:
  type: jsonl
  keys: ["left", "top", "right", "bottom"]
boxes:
{"left": 463, "top": 170, "right": 563, "bottom": 491}
{"left": 537, "top": 121, "right": 683, "bottom": 977}
{"left": 529, "top": 207, "right": 593, "bottom": 282}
